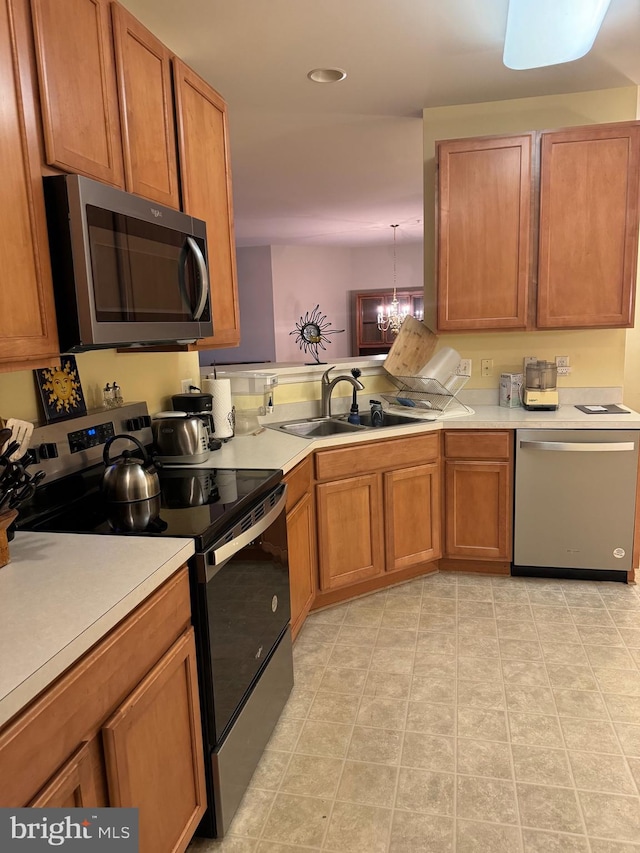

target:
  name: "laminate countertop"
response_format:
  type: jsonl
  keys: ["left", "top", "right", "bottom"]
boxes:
{"left": 194, "top": 403, "right": 640, "bottom": 474}
{"left": 0, "top": 532, "right": 194, "bottom": 728}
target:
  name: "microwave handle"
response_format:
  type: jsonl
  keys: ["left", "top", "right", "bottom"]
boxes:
{"left": 185, "top": 236, "right": 210, "bottom": 321}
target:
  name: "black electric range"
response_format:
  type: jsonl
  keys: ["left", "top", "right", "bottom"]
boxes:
{"left": 15, "top": 403, "right": 293, "bottom": 839}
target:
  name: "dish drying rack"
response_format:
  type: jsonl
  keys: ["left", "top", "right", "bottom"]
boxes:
{"left": 381, "top": 374, "right": 472, "bottom": 418}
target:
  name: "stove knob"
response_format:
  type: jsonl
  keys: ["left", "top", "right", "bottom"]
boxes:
{"left": 39, "top": 442, "right": 59, "bottom": 459}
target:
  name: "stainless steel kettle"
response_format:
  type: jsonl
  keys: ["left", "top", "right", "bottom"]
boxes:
{"left": 102, "top": 435, "right": 160, "bottom": 503}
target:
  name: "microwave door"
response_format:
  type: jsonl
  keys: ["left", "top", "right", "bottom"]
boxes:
{"left": 179, "top": 236, "right": 210, "bottom": 321}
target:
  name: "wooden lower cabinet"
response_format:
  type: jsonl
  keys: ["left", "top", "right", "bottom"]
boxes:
{"left": 103, "top": 629, "right": 205, "bottom": 853}
{"left": 317, "top": 473, "right": 385, "bottom": 591}
{"left": 284, "top": 458, "right": 317, "bottom": 640}
{"left": 385, "top": 462, "right": 441, "bottom": 572}
{"left": 443, "top": 430, "right": 513, "bottom": 568}
{"left": 0, "top": 567, "right": 206, "bottom": 853}
{"left": 314, "top": 434, "right": 441, "bottom": 599}
{"left": 30, "top": 741, "right": 104, "bottom": 807}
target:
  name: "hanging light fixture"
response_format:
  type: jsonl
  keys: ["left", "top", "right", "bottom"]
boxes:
{"left": 377, "top": 224, "right": 411, "bottom": 336}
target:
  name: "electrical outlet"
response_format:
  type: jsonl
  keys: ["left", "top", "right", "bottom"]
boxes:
{"left": 556, "top": 366, "right": 572, "bottom": 376}
{"left": 555, "top": 356, "right": 570, "bottom": 368}
{"left": 481, "top": 358, "right": 493, "bottom": 377}
{"left": 181, "top": 377, "right": 193, "bottom": 393}
{"left": 456, "top": 358, "right": 472, "bottom": 376}
{"left": 523, "top": 356, "right": 537, "bottom": 371}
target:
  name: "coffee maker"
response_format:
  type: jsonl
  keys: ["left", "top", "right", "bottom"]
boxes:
{"left": 171, "top": 390, "right": 222, "bottom": 451}
{"left": 522, "top": 361, "right": 559, "bottom": 411}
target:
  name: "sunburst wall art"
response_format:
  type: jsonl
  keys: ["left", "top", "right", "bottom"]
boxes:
{"left": 35, "top": 355, "right": 87, "bottom": 422}
{"left": 290, "top": 305, "right": 344, "bottom": 364}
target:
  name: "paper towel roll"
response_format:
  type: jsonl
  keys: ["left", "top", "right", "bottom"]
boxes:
{"left": 203, "top": 377, "right": 234, "bottom": 439}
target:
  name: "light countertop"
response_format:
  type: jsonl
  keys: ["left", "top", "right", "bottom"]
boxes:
{"left": 198, "top": 403, "right": 640, "bottom": 474}
{"left": 0, "top": 533, "right": 194, "bottom": 728}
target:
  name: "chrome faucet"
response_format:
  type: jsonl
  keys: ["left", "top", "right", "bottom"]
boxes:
{"left": 321, "top": 366, "right": 364, "bottom": 418}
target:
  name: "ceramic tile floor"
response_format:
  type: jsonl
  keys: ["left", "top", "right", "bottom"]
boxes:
{"left": 190, "top": 572, "right": 640, "bottom": 853}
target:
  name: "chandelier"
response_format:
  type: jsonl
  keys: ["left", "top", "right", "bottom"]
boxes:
{"left": 377, "top": 224, "right": 411, "bottom": 336}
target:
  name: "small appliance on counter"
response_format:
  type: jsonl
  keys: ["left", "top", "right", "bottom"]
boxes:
{"left": 172, "top": 389, "right": 221, "bottom": 452}
{"left": 152, "top": 412, "right": 211, "bottom": 464}
{"left": 522, "top": 360, "right": 559, "bottom": 411}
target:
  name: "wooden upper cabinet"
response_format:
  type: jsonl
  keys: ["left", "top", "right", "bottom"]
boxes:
{"left": 30, "top": 0, "right": 124, "bottom": 187}
{"left": 537, "top": 123, "right": 640, "bottom": 330}
{"left": 173, "top": 58, "right": 240, "bottom": 349}
{"left": 111, "top": 2, "right": 179, "bottom": 208}
{"left": 0, "top": 0, "right": 59, "bottom": 369}
{"left": 437, "top": 134, "right": 533, "bottom": 332}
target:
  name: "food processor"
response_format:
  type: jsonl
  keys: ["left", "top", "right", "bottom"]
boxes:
{"left": 522, "top": 360, "right": 559, "bottom": 411}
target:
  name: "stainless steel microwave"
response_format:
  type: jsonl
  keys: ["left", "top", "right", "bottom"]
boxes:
{"left": 43, "top": 175, "right": 213, "bottom": 352}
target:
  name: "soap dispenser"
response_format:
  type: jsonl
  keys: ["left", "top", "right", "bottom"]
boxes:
{"left": 370, "top": 399, "right": 384, "bottom": 427}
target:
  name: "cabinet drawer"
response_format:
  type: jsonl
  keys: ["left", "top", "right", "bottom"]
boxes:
{"left": 0, "top": 566, "right": 191, "bottom": 806}
{"left": 315, "top": 433, "right": 439, "bottom": 481}
{"left": 284, "top": 456, "right": 312, "bottom": 511}
{"left": 444, "top": 430, "right": 512, "bottom": 460}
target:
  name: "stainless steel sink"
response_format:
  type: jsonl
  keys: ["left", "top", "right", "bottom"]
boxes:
{"left": 338, "top": 411, "right": 432, "bottom": 428}
{"left": 268, "top": 411, "right": 431, "bottom": 438}
{"left": 274, "top": 418, "right": 367, "bottom": 437}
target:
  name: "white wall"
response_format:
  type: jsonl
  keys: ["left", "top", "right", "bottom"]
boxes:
{"left": 270, "top": 246, "right": 353, "bottom": 361}
{"left": 351, "top": 242, "right": 424, "bottom": 291}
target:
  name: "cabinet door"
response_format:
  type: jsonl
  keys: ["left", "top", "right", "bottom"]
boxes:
{"left": 173, "top": 58, "right": 240, "bottom": 348}
{"left": 111, "top": 2, "right": 179, "bottom": 208}
{"left": 384, "top": 462, "right": 441, "bottom": 572}
{"left": 316, "top": 474, "right": 384, "bottom": 591}
{"left": 31, "top": 0, "right": 124, "bottom": 186}
{"left": 287, "top": 492, "right": 317, "bottom": 640}
{"left": 445, "top": 460, "right": 512, "bottom": 560}
{"left": 102, "top": 629, "right": 206, "bottom": 853}
{"left": 0, "top": 0, "right": 59, "bottom": 368}
{"left": 30, "top": 741, "right": 103, "bottom": 808}
{"left": 537, "top": 123, "right": 640, "bottom": 329}
{"left": 437, "top": 134, "right": 533, "bottom": 331}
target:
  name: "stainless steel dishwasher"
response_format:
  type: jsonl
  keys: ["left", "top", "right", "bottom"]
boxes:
{"left": 513, "top": 429, "right": 639, "bottom": 582}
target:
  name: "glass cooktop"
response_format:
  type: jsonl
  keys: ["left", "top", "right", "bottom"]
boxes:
{"left": 16, "top": 464, "right": 282, "bottom": 552}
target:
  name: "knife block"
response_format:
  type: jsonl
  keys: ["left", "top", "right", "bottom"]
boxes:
{"left": 0, "top": 510, "right": 17, "bottom": 568}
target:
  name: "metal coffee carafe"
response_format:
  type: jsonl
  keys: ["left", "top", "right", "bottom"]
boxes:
{"left": 522, "top": 360, "right": 559, "bottom": 411}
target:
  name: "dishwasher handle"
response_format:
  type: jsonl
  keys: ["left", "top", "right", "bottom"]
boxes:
{"left": 519, "top": 439, "right": 636, "bottom": 453}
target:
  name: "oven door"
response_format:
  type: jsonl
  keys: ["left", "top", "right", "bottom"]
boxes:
{"left": 194, "top": 483, "right": 291, "bottom": 746}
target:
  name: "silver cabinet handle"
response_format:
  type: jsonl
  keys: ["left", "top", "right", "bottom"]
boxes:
{"left": 186, "top": 236, "right": 210, "bottom": 321}
{"left": 519, "top": 440, "right": 636, "bottom": 452}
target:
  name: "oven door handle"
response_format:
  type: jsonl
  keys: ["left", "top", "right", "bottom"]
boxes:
{"left": 205, "top": 484, "right": 287, "bottom": 580}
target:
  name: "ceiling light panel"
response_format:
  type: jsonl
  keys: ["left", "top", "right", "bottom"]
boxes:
{"left": 503, "top": 0, "right": 612, "bottom": 70}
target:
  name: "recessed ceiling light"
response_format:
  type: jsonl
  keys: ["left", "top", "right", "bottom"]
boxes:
{"left": 307, "top": 68, "right": 347, "bottom": 84}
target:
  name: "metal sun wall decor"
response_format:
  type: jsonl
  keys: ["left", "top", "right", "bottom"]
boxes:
{"left": 35, "top": 355, "right": 87, "bottom": 422}
{"left": 290, "top": 305, "right": 344, "bottom": 364}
